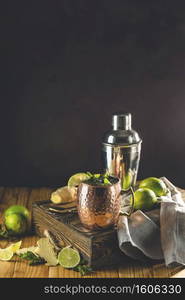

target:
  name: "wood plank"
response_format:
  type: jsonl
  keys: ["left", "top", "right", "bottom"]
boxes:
{"left": 1, "top": 186, "right": 185, "bottom": 278}
{"left": 49, "top": 265, "right": 119, "bottom": 278}
{"left": 12, "top": 187, "right": 51, "bottom": 278}
{"left": 118, "top": 259, "right": 154, "bottom": 278}
{"left": 0, "top": 187, "right": 5, "bottom": 203}
{"left": 49, "top": 265, "right": 82, "bottom": 278}
{"left": 151, "top": 263, "right": 182, "bottom": 278}
{"left": 84, "top": 267, "right": 119, "bottom": 278}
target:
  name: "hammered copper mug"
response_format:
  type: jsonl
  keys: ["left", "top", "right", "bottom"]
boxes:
{"left": 77, "top": 177, "right": 134, "bottom": 230}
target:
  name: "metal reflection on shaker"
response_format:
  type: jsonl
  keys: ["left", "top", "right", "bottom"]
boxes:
{"left": 102, "top": 113, "right": 142, "bottom": 190}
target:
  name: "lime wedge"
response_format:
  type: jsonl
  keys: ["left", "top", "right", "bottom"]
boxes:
{"left": 58, "top": 247, "right": 80, "bottom": 268}
{"left": 68, "top": 173, "right": 90, "bottom": 187}
{"left": 0, "top": 248, "right": 14, "bottom": 261}
{"left": 7, "top": 241, "right": 22, "bottom": 253}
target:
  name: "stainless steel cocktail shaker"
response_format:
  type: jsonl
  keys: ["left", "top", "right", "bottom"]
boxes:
{"left": 102, "top": 113, "right": 142, "bottom": 190}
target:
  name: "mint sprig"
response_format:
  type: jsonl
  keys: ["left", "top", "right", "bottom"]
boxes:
{"left": 17, "top": 251, "right": 45, "bottom": 265}
{"left": 85, "top": 172, "right": 112, "bottom": 186}
{"left": 73, "top": 259, "right": 92, "bottom": 276}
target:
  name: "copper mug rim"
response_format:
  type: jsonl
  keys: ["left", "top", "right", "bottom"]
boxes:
{"left": 78, "top": 175, "right": 121, "bottom": 189}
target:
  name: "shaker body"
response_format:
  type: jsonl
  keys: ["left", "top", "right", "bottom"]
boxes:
{"left": 102, "top": 113, "right": 142, "bottom": 190}
{"left": 102, "top": 142, "right": 142, "bottom": 190}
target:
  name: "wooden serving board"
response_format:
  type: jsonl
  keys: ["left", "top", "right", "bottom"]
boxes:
{"left": 32, "top": 200, "right": 125, "bottom": 269}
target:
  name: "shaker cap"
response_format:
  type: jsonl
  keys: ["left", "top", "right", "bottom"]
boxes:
{"left": 112, "top": 113, "right": 132, "bottom": 130}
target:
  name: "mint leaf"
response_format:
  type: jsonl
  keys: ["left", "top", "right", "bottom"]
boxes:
{"left": 17, "top": 251, "right": 45, "bottom": 265}
{"left": 73, "top": 259, "right": 92, "bottom": 276}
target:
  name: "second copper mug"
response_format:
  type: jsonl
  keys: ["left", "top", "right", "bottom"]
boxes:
{"left": 77, "top": 177, "right": 134, "bottom": 230}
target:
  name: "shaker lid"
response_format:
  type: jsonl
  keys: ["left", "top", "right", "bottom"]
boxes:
{"left": 103, "top": 112, "right": 142, "bottom": 145}
{"left": 112, "top": 113, "right": 132, "bottom": 130}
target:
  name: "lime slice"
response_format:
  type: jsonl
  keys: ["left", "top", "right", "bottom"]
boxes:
{"left": 68, "top": 173, "right": 90, "bottom": 187}
{"left": 7, "top": 241, "right": 22, "bottom": 253}
{"left": 0, "top": 248, "right": 14, "bottom": 261}
{"left": 58, "top": 247, "right": 80, "bottom": 268}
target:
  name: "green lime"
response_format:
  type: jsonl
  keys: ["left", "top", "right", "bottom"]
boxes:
{"left": 0, "top": 248, "right": 14, "bottom": 261}
{"left": 4, "top": 205, "right": 29, "bottom": 220}
{"left": 68, "top": 173, "right": 91, "bottom": 187}
{"left": 4, "top": 213, "right": 28, "bottom": 235}
{"left": 134, "top": 188, "right": 157, "bottom": 211}
{"left": 122, "top": 170, "right": 133, "bottom": 190}
{"left": 58, "top": 247, "right": 80, "bottom": 268}
{"left": 139, "top": 177, "right": 167, "bottom": 197}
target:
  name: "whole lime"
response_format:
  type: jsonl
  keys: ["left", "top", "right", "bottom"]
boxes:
{"left": 4, "top": 213, "right": 28, "bottom": 235}
{"left": 139, "top": 177, "right": 167, "bottom": 197}
{"left": 134, "top": 188, "right": 157, "bottom": 211}
{"left": 4, "top": 205, "right": 29, "bottom": 220}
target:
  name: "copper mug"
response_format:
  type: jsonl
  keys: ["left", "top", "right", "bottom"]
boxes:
{"left": 77, "top": 177, "right": 134, "bottom": 230}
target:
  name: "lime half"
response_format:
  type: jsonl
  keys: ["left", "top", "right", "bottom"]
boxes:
{"left": 58, "top": 247, "right": 80, "bottom": 268}
{"left": 68, "top": 173, "right": 90, "bottom": 187}
{"left": 0, "top": 248, "right": 14, "bottom": 261}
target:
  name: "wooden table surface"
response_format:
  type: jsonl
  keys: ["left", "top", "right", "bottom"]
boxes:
{"left": 0, "top": 186, "right": 184, "bottom": 278}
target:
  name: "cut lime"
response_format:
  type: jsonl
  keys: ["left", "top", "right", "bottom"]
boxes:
{"left": 0, "top": 248, "right": 14, "bottom": 261}
{"left": 68, "top": 173, "right": 91, "bottom": 187}
{"left": 58, "top": 247, "right": 80, "bottom": 268}
{"left": 7, "top": 241, "right": 22, "bottom": 253}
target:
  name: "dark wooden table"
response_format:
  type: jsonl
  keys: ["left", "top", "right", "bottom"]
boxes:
{"left": 0, "top": 186, "right": 184, "bottom": 278}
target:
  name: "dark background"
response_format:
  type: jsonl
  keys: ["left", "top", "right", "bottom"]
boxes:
{"left": 1, "top": 0, "right": 185, "bottom": 188}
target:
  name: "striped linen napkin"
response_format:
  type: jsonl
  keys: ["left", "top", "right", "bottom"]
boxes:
{"left": 117, "top": 177, "right": 185, "bottom": 266}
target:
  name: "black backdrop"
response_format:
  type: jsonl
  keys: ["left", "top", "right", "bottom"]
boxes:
{"left": 1, "top": 0, "right": 185, "bottom": 188}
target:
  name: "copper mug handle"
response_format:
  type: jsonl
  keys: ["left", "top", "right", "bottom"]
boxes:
{"left": 119, "top": 186, "right": 135, "bottom": 216}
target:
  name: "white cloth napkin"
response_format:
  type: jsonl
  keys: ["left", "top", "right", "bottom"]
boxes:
{"left": 117, "top": 177, "right": 185, "bottom": 266}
